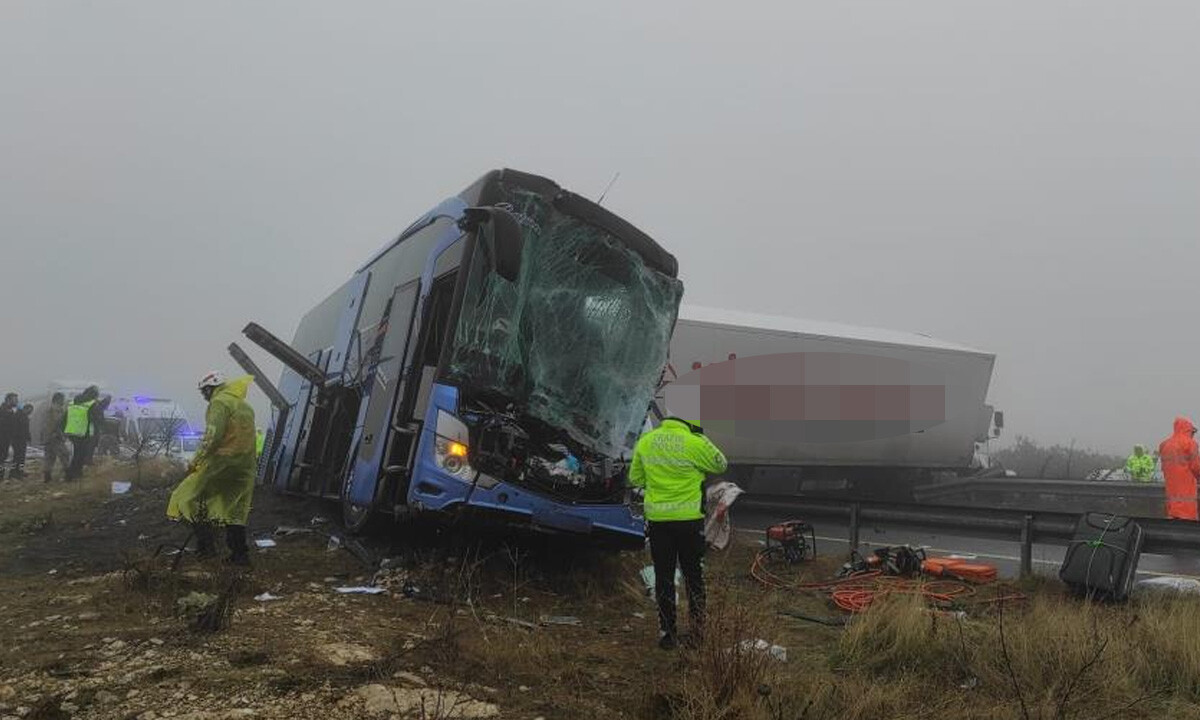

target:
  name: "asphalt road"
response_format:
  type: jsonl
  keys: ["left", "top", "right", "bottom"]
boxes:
{"left": 733, "top": 507, "right": 1200, "bottom": 581}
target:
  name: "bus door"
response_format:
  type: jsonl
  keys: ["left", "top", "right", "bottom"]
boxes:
{"left": 284, "top": 349, "right": 329, "bottom": 495}
{"left": 345, "top": 279, "right": 421, "bottom": 507}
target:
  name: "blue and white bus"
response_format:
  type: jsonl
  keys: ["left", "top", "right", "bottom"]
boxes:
{"left": 241, "top": 169, "right": 682, "bottom": 546}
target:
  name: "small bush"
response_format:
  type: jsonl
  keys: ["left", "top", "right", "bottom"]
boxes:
{"left": 668, "top": 586, "right": 779, "bottom": 720}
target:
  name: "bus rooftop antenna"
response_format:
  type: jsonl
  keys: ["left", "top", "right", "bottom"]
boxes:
{"left": 597, "top": 172, "right": 621, "bottom": 206}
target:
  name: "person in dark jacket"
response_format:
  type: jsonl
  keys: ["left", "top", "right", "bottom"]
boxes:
{"left": 0, "top": 393, "right": 18, "bottom": 480}
{"left": 42, "top": 393, "right": 70, "bottom": 482}
{"left": 81, "top": 396, "right": 110, "bottom": 467}
{"left": 9, "top": 404, "right": 32, "bottom": 479}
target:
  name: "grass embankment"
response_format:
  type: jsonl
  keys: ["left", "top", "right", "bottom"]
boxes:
{"left": 3, "top": 463, "right": 1200, "bottom": 719}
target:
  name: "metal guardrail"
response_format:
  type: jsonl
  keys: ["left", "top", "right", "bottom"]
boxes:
{"left": 738, "top": 494, "right": 1200, "bottom": 576}
{"left": 913, "top": 477, "right": 1165, "bottom": 503}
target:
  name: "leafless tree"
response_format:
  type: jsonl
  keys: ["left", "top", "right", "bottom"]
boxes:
{"left": 130, "top": 411, "right": 187, "bottom": 482}
{"left": 995, "top": 435, "right": 1125, "bottom": 480}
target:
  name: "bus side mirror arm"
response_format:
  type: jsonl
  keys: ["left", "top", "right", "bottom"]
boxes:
{"left": 459, "top": 207, "right": 524, "bottom": 282}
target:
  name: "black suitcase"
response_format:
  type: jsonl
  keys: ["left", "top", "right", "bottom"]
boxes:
{"left": 1058, "top": 512, "right": 1144, "bottom": 601}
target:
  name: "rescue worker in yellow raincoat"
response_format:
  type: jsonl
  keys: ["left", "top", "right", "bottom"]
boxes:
{"left": 168, "top": 372, "right": 257, "bottom": 566}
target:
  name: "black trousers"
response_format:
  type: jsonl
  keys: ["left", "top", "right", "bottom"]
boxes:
{"left": 81, "top": 435, "right": 97, "bottom": 466}
{"left": 648, "top": 519, "right": 706, "bottom": 636}
{"left": 0, "top": 432, "right": 11, "bottom": 476}
{"left": 65, "top": 439, "right": 88, "bottom": 477}
{"left": 9, "top": 441, "right": 26, "bottom": 477}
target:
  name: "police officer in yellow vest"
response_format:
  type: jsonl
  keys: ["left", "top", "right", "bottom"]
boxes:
{"left": 629, "top": 414, "right": 728, "bottom": 650}
{"left": 1125, "top": 444, "right": 1156, "bottom": 482}
{"left": 64, "top": 386, "right": 100, "bottom": 481}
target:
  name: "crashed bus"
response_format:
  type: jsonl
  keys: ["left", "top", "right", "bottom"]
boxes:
{"left": 236, "top": 169, "right": 682, "bottom": 546}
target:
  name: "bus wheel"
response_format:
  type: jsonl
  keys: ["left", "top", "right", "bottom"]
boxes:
{"left": 341, "top": 448, "right": 386, "bottom": 534}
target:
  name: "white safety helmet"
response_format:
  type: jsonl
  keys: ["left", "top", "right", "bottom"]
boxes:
{"left": 198, "top": 371, "right": 226, "bottom": 391}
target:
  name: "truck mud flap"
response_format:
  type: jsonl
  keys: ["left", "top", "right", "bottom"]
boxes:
{"left": 532, "top": 508, "right": 594, "bottom": 534}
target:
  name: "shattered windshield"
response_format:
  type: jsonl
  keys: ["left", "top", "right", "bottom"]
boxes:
{"left": 446, "top": 188, "right": 682, "bottom": 457}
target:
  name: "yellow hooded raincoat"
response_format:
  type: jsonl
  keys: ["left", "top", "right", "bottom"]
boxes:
{"left": 167, "top": 375, "right": 257, "bottom": 526}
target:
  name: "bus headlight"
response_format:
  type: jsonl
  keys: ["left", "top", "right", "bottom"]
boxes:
{"left": 435, "top": 436, "right": 474, "bottom": 480}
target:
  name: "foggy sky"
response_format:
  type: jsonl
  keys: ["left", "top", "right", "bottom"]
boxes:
{"left": 4, "top": 1, "right": 1199, "bottom": 453}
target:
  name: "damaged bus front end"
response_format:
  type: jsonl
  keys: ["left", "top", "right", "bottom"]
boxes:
{"left": 243, "top": 170, "right": 681, "bottom": 546}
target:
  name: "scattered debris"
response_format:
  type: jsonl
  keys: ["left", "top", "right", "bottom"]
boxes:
{"left": 371, "top": 567, "right": 410, "bottom": 593}
{"left": 326, "top": 536, "right": 343, "bottom": 552}
{"left": 495, "top": 616, "right": 538, "bottom": 631}
{"left": 333, "top": 586, "right": 388, "bottom": 595}
{"left": 539, "top": 615, "right": 582, "bottom": 627}
{"left": 272, "top": 526, "right": 313, "bottom": 537}
{"left": 310, "top": 515, "right": 329, "bottom": 526}
{"left": 930, "top": 609, "right": 969, "bottom": 620}
{"left": 737, "top": 639, "right": 788, "bottom": 662}
{"left": 111, "top": 481, "right": 132, "bottom": 495}
{"left": 253, "top": 538, "right": 277, "bottom": 549}
{"left": 254, "top": 593, "right": 283, "bottom": 602}
{"left": 778, "top": 610, "right": 848, "bottom": 627}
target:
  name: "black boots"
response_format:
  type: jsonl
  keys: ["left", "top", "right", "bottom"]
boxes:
{"left": 194, "top": 522, "right": 218, "bottom": 559}
{"left": 192, "top": 523, "right": 251, "bottom": 567}
{"left": 225, "top": 525, "right": 251, "bottom": 567}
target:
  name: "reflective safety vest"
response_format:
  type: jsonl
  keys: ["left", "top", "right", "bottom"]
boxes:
{"left": 1126, "top": 453, "right": 1155, "bottom": 482}
{"left": 64, "top": 400, "right": 95, "bottom": 438}
{"left": 255, "top": 429, "right": 265, "bottom": 457}
{"left": 629, "top": 418, "right": 729, "bottom": 522}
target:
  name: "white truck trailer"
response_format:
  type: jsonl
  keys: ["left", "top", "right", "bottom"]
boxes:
{"left": 661, "top": 306, "right": 1001, "bottom": 500}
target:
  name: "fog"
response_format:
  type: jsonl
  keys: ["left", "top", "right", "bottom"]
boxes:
{"left": 3, "top": 1, "right": 1198, "bottom": 453}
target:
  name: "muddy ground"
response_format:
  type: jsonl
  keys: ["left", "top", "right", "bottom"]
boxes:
{"left": 3, "top": 459, "right": 1200, "bottom": 720}
{"left": 0, "top": 459, "right": 767, "bottom": 720}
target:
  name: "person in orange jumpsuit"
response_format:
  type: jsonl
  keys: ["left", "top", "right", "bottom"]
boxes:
{"left": 1158, "top": 416, "right": 1200, "bottom": 520}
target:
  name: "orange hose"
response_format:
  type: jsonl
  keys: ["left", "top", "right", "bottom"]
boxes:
{"left": 752, "top": 548, "right": 1025, "bottom": 614}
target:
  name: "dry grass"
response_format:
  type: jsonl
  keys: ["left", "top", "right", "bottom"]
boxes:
{"left": 809, "top": 590, "right": 1200, "bottom": 720}
{"left": 666, "top": 586, "right": 780, "bottom": 720}
{"left": 632, "top": 544, "right": 1200, "bottom": 720}
{"left": 7, "top": 480, "right": 1200, "bottom": 720}
{"left": 0, "top": 457, "right": 181, "bottom": 531}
